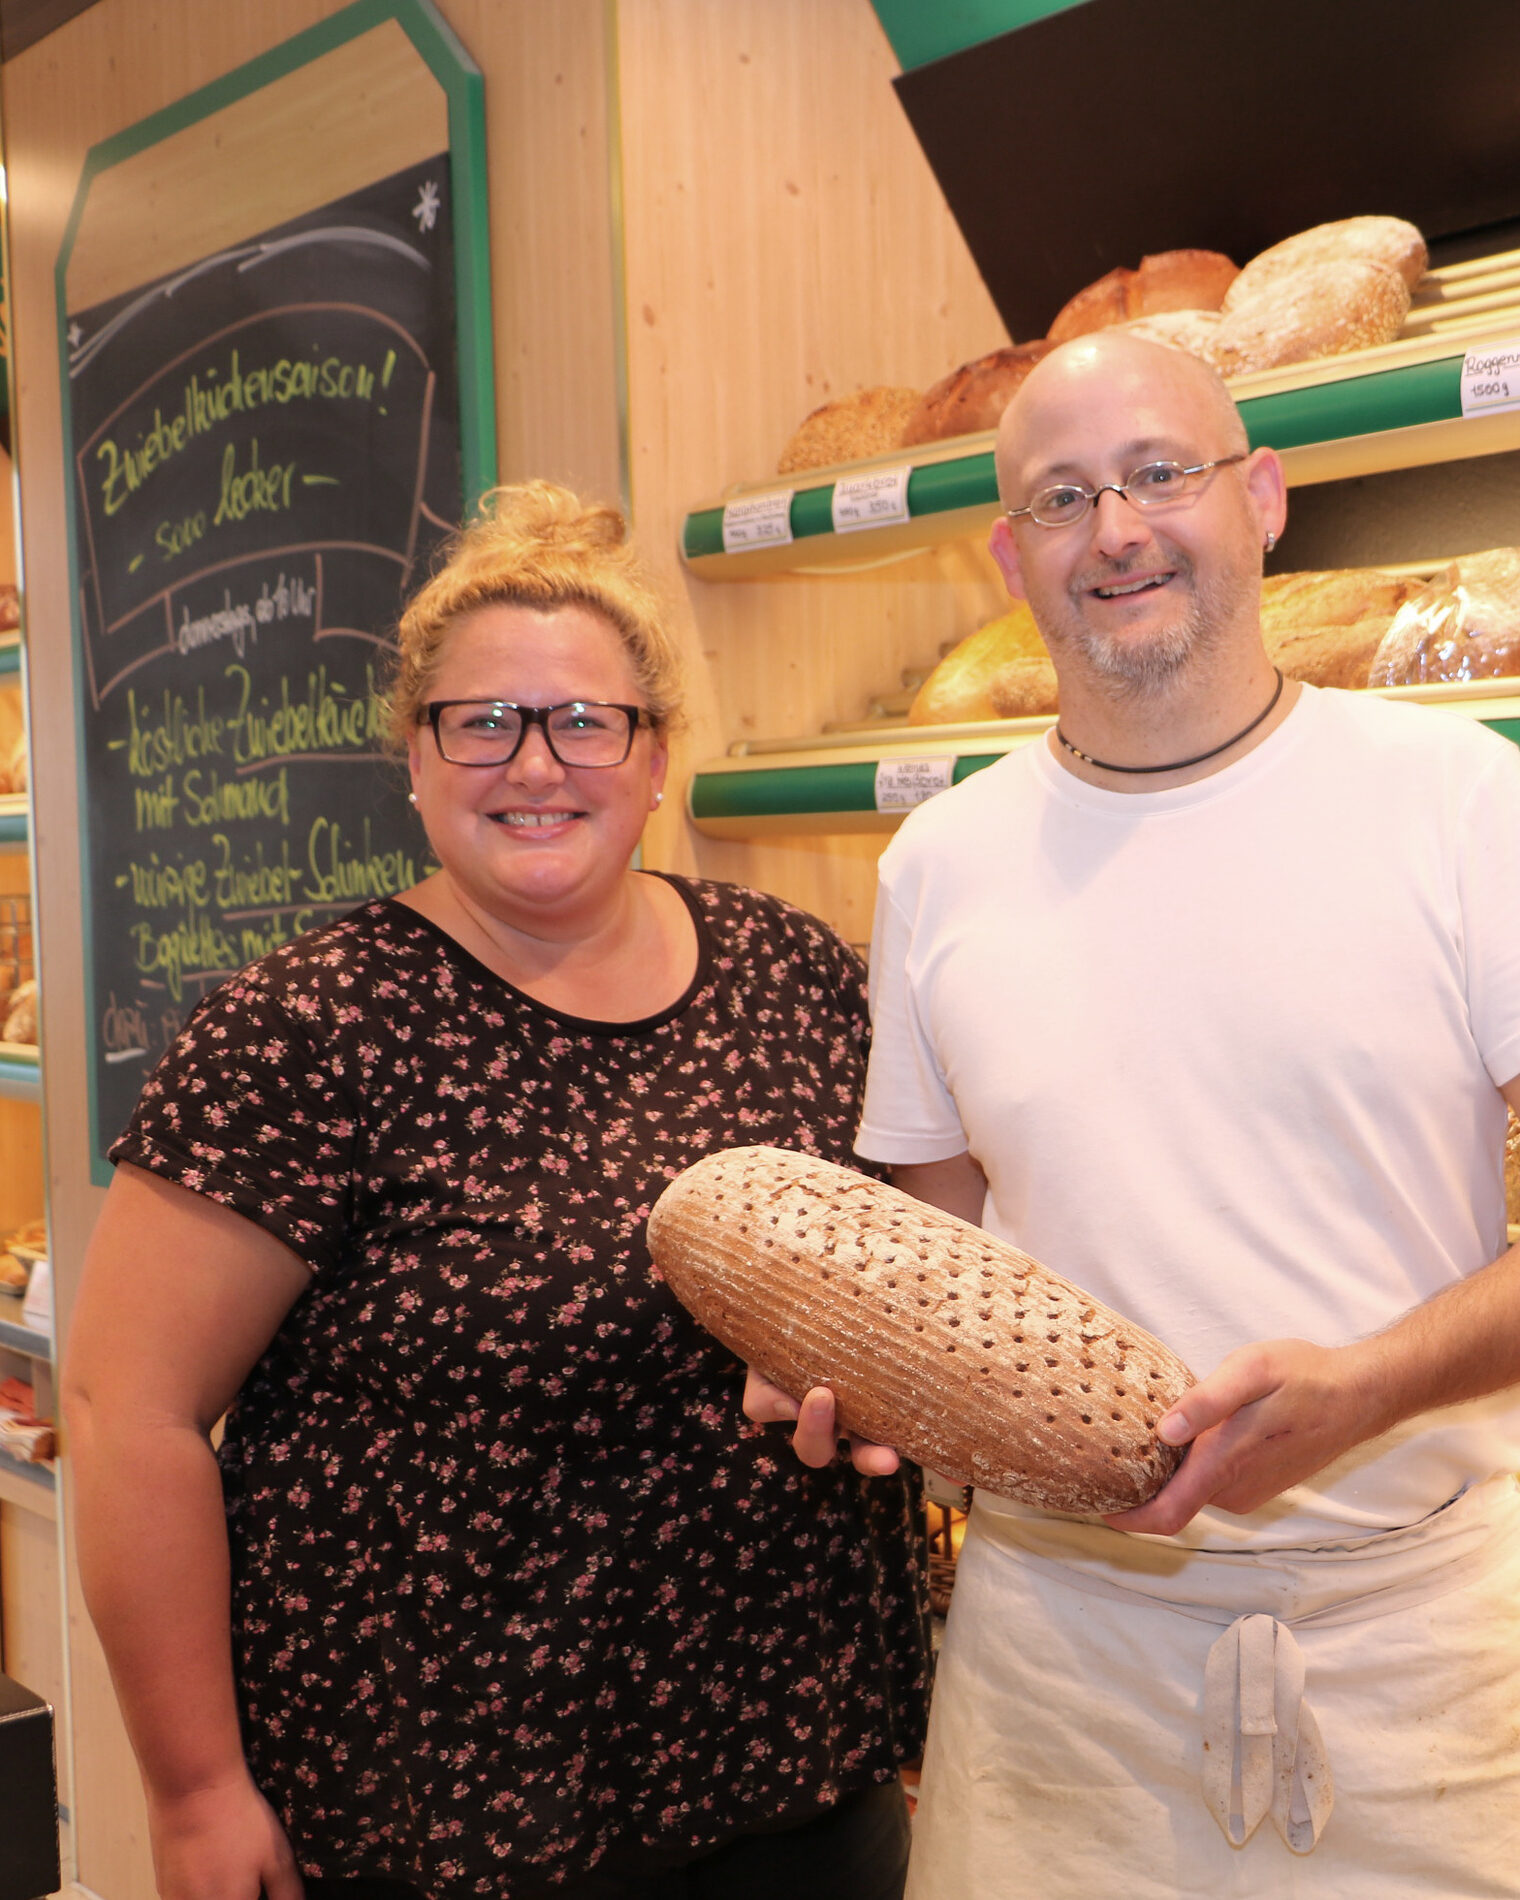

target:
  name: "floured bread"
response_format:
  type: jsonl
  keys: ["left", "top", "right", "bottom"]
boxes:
{"left": 1212, "top": 257, "right": 1411, "bottom": 376}
{"left": 1260, "top": 567, "right": 1423, "bottom": 687}
{"left": 1048, "top": 249, "right": 1239, "bottom": 344}
{"left": 647, "top": 1145, "right": 1193, "bottom": 1514}
{"left": 1223, "top": 216, "right": 1428, "bottom": 312}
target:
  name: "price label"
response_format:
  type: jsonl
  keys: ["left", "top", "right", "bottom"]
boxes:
{"left": 721, "top": 490, "right": 794, "bottom": 551}
{"left": 1460, "top": 341, "right": 1520, "bottom": 418}
{"left": 875, "top": 756, "right": 955, "bottom": 811}
{"left": 832, "top": 464, "right": 912, "bottom": 534}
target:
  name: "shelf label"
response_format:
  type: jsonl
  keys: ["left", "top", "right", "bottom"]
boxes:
{"left": 1460, "top": 340, "right": 1520, "bottom": 418}
{"left": 721, "top": 490, "right": 794, "bottom": 551}
{"left": 832, "top": 464, "right": 912, "bottom": 533}
{"left": 875, "top": 756, "right": 955, "bottom": 811}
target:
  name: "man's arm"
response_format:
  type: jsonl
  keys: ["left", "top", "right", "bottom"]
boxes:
{"left": 1109, "top": 1076, "right": 1520, "bottom": 1535}
{"left": 742, "top": 1151, "right": 988, "bottom": 1470}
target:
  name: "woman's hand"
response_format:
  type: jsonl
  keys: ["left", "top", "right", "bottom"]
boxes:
{"left": 147, "top": 1774, "right": 303, "bottom": 1900}
{"left": 742, "top": 1369, "right": 902, "bottom": 1475}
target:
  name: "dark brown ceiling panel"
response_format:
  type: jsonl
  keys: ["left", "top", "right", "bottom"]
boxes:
{"left": 0, "top": 0, "right": 106, "bottom": 62}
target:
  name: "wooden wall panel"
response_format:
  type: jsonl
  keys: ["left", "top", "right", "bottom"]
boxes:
{"left": 616, "top": 0, "right": 1010, "bottom": 935}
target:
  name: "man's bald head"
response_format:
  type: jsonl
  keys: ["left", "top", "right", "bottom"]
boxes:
{"left": 996, "top": 332, "right": 1249, "bottom": 507}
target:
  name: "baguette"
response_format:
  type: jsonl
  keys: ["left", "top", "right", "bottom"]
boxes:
{"left": 647, "top": 1145, "right": 1193, "bottom": 1514}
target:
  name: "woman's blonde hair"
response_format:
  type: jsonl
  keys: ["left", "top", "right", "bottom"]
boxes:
{"left": 385, "top": 480, "right": 684, "bottom": 752}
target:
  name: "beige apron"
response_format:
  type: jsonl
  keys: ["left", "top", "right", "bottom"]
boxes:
{"left": 907, "top": 1477, "right": 1520, "bottom": 1900}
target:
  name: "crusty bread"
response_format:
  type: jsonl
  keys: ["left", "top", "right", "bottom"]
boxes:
{"left": 1121, "top": 307, "right": 1224, "bottom": 367}
{"left": 776, "top": 385, "right": 921, "bottom": 475}
{"left": 647, "top": 1145, "right": 1193, "bottom": 1513}
{"left": 1048, "top": 249, "right": 1239, "bottom": 344}
{"left": 1212, "top": 257, "right": 1410, "bottom": 377}
{"left": 3, "top": 979, "right": 36, "bottom": 1047}
{"left": 987, "top": 654, "right": 1060, "bottom": 718}
{"left": 1369, "top": 547, "right": 1520, "bottom": 687}
{"left": 900, "top": 341, "right": 1053, "bottom": 446}
{"left": 1507, "top": 1111, "right": 1520, "bottom": 1228}
{"left": 1223, "top": 216, "right": 1428, "bottom": 313}
{"left": 909, "top": 603, "right": 1052, "bottom": 725}
{"left": 1260, "top": 567, "right": 1423, "bottom": 689}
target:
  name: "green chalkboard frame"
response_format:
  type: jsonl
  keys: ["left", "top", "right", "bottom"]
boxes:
{"left": 56, "top": 0, "right": 497, "bottom": 1184}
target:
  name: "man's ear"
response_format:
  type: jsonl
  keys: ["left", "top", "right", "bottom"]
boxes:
{"left": 1244, "top": 446, "right": 1287, "bottom": 547}
{"left": 987, "top": 514, "right": 1028, "bottom": 600}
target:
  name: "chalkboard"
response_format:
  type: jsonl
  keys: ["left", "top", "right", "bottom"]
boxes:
{"left": 66, "top": 154, "right": 463, "bottom": 1170}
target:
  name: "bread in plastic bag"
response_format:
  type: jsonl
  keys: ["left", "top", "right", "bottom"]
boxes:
{"left": 1368, "top": 548, "right": 1520, "bottom": 687}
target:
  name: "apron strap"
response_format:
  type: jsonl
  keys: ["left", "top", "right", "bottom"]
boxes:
{"left": 1201, "top": 1613, "right": 1334, "bottom": 1853}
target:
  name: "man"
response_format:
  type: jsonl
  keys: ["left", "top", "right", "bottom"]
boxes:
{"left": 749, "top": 331, "right": 1520, "bottom": 1895}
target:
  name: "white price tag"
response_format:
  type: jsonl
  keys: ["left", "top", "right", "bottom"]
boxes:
{"left": 1460, "top": 340, "right": 1520, "bottom": 418}
{"left": 721, "top": 490, "right": 795, "bottom": 551}
{"left": 832, "top": 464, "right": 912, "bottom": 534}
{"left": 875, "top": 756, "right": 955, "bottom": 811}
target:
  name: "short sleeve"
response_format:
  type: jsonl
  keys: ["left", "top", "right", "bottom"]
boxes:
{"left": 109, "top": 967, "right": 358, "bottom": 1273}
{"left": 854, "top": 870, "right": 971, "bottom": 1164}
{"left": 1460, "top": 738, "right": 1520, "bottom": 1090}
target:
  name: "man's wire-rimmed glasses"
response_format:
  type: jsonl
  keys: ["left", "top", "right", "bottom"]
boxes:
{"left": 422, "top": 699, "right": 652, "bottom": 768}
{"left": 1006, "top": 454, "right": 1248, "bottom": 529}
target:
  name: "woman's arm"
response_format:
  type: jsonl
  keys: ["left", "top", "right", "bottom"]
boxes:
{"left": 63, "top": 1164, "right": 313, "bottom": 1900}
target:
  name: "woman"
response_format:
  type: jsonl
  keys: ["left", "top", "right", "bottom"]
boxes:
{"left": 63, "top": 482, "right": 930, "bottom": 1900}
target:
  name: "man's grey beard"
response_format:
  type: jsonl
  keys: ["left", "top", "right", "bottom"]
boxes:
{"left": 1033, "top": 546, "right": 1258, "bottom": 700}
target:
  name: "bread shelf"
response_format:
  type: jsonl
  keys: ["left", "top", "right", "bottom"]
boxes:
{"left": 0, "top": 791, "right": 28, "bottom": 852}
{"left": 681, "top": 253, "right": 1520, "bottom": 579}
{"left": 0, "top": 1297, "right": 49, "bottom": 1361}
{"left": 0, "top": 1444, "right": 56, "bottom": 1519}
{"left": 0, "top": 1040, "right": 40, "bottom": 1101}
{"left": 0, "top": 636, "right": 20, "bottom": 677}
{"left": 688, "top": 685, "right": 1520, "bottom": 839}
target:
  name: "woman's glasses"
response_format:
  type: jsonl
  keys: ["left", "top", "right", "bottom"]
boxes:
{"left": 422, "top": 700, "right": 651, "bottom": 768}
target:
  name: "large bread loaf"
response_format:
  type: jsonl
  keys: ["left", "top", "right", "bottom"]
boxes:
{"left": 647, "top": 1145, "right": 1193, "bottom": 1514}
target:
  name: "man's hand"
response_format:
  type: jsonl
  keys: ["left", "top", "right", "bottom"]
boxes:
{"left": 1104, "top": 1336, "right": 1387, "bottom": 1535}
{"left": 742, "top": 1369, "right": 902, "bottom": 1475}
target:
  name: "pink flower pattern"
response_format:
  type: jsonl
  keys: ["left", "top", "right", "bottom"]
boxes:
{"left": 111, "top": 877, "right": 930, "bottom": 1895}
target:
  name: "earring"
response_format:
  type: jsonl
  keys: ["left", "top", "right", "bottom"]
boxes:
{"left": 408, "top": 791, "right": 419, "bottom": 807}
{"left": 652, "top": 790, "right": 664, "bottom": 809}
{"left": 1264, "top": 531, "right": 1278, "bottom": 553}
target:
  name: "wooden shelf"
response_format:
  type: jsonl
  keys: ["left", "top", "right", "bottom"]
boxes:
{"left": 689, "top": 685, "right": 1520, "bottom": 839}
{"left": 0, "top": 1445, "right": 56, "bottom": 1519}
{"left": 0, "top": 1299, "right": 49, "bottom": 1361}
{"left": 681, "top": 254, "right": 1520, "bottom": 579}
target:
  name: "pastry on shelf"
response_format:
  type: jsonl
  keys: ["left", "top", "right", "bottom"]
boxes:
{"left": 908, "top": 602, "right": 1055, "bottom": 724}
{"left": 1369, "top": 547, "right": 1520, "bottom": 687}
{"left": 776, "top": 384, "right": 922, "bottom": 475}
{"left": 1261, "top": 567, "right": 1426, "bottom": 690}
{"left": 1047, "top": 248, "right": 1240, "bottom": 344}
{"left": 3, "top": 976, "right": 37, "bottom": 1046}
{"left": 899, "top": 341, "right": 1052, "bottom": 446}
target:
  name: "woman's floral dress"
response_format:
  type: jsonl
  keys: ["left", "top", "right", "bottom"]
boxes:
{"left": 111, "top": 875, "right": 931, "bottom": 1896}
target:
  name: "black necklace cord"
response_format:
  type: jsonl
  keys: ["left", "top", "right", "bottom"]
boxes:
{"left": 1054, "top": 668, "right": 1286, "bottom": 776}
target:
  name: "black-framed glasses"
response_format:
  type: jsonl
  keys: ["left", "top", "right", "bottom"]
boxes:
{"left": 422, "top": 699, "right": 652, "bottom": 768}
{"left": 1006, "top": 454, "right": 1248, "bottom": 529}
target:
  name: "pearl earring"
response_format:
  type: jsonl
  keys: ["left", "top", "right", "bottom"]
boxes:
{"left": 408, "top": 791, "right": 419, "bottom": 807}
{"left": 1264, "top": 531, "right": 1278, "bottom": 553}
{"left": 652, "top": 790, "right": 664, "bottom": 809}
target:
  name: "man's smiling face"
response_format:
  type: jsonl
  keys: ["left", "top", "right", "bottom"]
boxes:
{"left": 993, "top": 335, "right": 1267, "bottom": 697}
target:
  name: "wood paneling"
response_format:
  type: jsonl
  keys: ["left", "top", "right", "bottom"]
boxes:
{"left": 615, "top": 0, "right": 1010, "bottom": 932}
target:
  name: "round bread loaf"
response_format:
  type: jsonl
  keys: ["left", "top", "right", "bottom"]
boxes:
{"left": 908, "top": 603, "right": 1051, "bottom": 725}
{"left": 987, "top": 655, "right": 1059, "bottom": 718}
{"left": 1047, "top": 249, "right": 1239, "bottom": 343}
{"left": 776, "top": 385, "right": 921, "bottom": 475}
{"left": 1211, "top": 257, "right": 1410, "bottom": 377}
{"left": 647, "top": 1144, "right": 1193, "bottom": 1514}
{"left": 900, "top": 341, "right": 1052, "bottom": 446}
{"left": 1121, "top": 308, "right": 1224, "bottom": 367}
{"left": 1223, "top": 216, "right": 1428, "bottom": 314}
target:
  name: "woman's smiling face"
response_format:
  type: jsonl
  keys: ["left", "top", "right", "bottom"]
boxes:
{"left": 407, "top": 601, "right": 667, "bottom": 936}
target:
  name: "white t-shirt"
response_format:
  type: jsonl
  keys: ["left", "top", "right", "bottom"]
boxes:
{"left": 858, "top": 685, "right": 1520, "bottom": 1548}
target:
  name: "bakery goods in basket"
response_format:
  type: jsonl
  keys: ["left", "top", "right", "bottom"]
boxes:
{"left": 900, "top": 341, "right": 1053, "bottom": 446}
{"left": 1368, "top": 548, "right": 1520, "bottom": 687}
{"left": 647, "top": 1145, "right": 1193, "bottom": 1513}
{"left": 1047, "top": 249, "right": 1239, "bottom": 344}
{"left": 908, "top": 603, "right": 1053, "bottom": 725}
{"left": 776, "top": 385, "right": 921, "bottom": 475}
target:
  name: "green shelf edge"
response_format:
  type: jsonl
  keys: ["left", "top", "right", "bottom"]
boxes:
{"left": 691, "top": 713, "right": 1520, "bottom": 824}
{"left": 680, "top": 356, "right": 1469, "bottom": 564}
{"left": 0, "top": 643, "right": 20, "bottom": 677}
{"left": 0, "top": 1053, "right": 40, "bottom": 1100}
